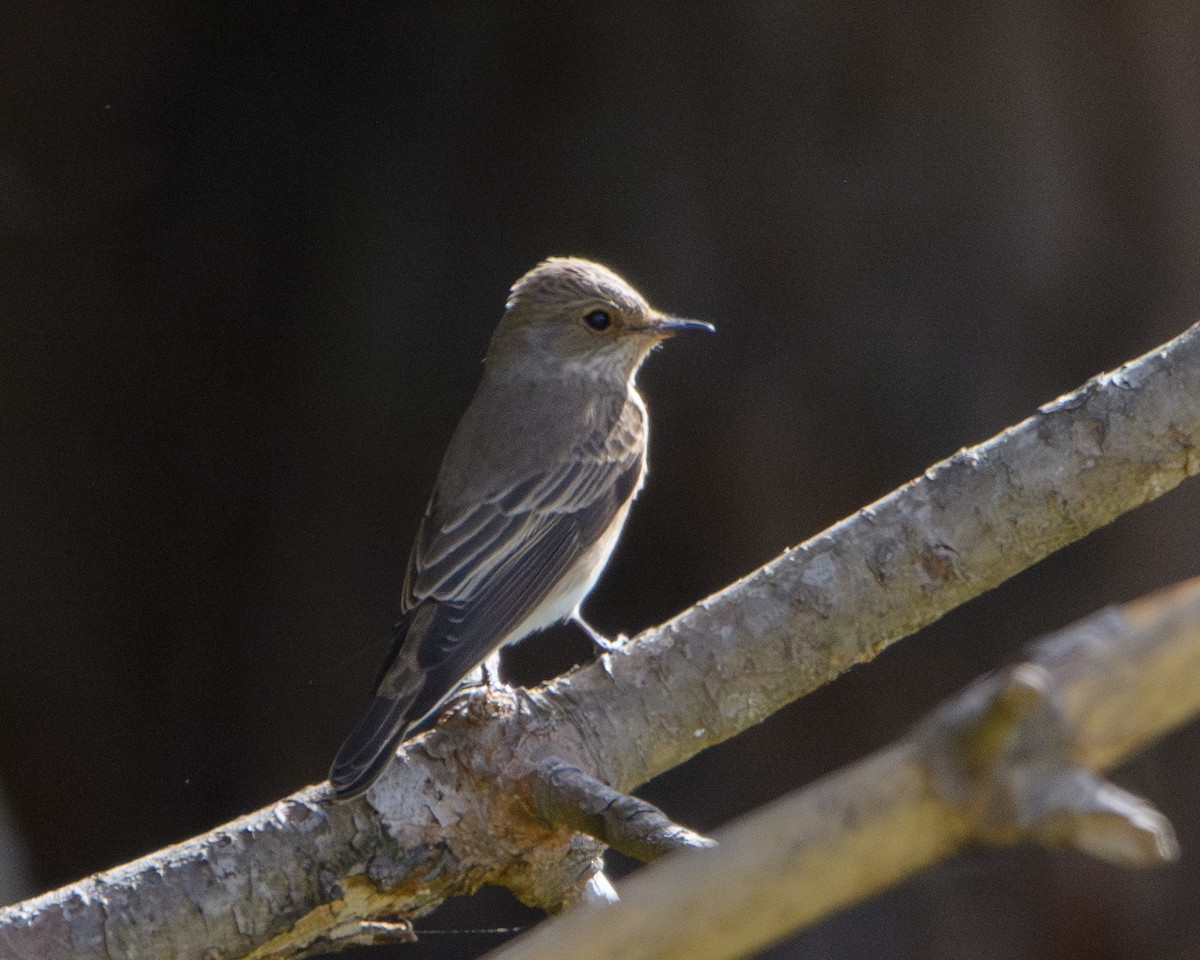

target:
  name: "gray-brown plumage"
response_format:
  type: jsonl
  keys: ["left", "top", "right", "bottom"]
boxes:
{"left": 330, "top": 257, "right": 712, "bottom": 799}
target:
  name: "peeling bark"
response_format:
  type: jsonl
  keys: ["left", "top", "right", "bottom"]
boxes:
{"left": 2, "top": 324, "right": 1200, "bottom": 960}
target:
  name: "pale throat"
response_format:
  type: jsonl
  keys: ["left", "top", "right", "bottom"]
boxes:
{"left": 553, "top": 342, "right": 656, "bottom": 388}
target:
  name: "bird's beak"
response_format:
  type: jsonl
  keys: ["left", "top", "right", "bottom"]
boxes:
{"left": 643, "top": 315, "right": 716, "bottom": 337}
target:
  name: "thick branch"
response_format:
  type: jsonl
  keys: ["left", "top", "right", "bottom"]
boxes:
{"left": 483, "top": 578, "right": 1200, "bottom": 960}
{"left": 2, "top": 323, "right": 1199, "bottom": 960}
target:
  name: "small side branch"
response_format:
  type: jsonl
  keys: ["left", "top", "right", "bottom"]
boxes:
{"left": 531, "top": 761, "right": 716, "bottom": 864}
{"left": 919, "top": 661, "right": 1178, "bottom": 866}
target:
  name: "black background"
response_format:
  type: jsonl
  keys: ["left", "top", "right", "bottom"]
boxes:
{"left": 3, "top": 2, "right": 1200, "bottom": 958}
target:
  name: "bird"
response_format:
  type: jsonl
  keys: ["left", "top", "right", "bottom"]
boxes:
{"left": 329, "top": 257, "right": 713, "bottom": 799}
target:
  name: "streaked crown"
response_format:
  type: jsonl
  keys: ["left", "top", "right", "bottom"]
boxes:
{"left": 505, "top": 258, "right": 649, "bottom": 320}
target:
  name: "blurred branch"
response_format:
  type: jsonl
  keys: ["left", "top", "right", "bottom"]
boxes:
{"left": 482, "top": 577, "right": 1200, "bottom": 960}
{"left": 1, "top": 322, "right": 1199, "bottom": 960}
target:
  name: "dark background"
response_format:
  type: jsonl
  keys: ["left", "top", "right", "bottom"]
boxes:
{"left": 3, "top": 2, "right": 1200, "bottom": 957}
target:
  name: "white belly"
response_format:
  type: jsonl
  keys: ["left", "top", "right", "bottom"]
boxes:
{"left": 498, "top": 496, "right": 635, "bottom": 647}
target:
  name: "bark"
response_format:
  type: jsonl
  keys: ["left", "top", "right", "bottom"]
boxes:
{"left": 2, "top": 323, "right": 1199, "bottom": 960}
{"left": 482, "top": 577, "right": 1200, "bottom": 960}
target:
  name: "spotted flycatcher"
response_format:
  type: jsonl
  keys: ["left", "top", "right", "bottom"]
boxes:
{"left": 330, "top": 257, "right": 713, "bottom": 799}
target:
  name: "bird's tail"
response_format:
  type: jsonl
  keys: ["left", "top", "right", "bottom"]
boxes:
{"left": 329, "top": 691, "right": 418, "bottom": 799}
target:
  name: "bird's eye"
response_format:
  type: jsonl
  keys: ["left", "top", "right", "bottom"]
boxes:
{"left": 583, "top": 309, "right": 612, "bottom": 331}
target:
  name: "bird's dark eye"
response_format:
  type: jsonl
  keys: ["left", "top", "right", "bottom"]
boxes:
{"left": 583, "top": 309, "right": 612, "bottom": 331}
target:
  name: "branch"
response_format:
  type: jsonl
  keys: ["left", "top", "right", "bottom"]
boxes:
{"left": 2, "top": 322, "right": 1199, "bottom": 960}
{"left": 481, "top": 577, "right": 1200, "bottom": 960}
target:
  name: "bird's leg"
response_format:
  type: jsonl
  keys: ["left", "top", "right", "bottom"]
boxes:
{"left": 482, "top": 652, "right": 501, "bottom": 691}
{"left": 573, "top": 612, "right": 624, "bottom": 653}
{"left": 460, "top": 651, "right": 506, "bottom": 693}
{"left": 479, "top": 650, "right": 505, "bottom": 690}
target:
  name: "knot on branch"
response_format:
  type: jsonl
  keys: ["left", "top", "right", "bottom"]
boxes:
{"left": 917, "top": 662, "right": 1179, "bottom": 867}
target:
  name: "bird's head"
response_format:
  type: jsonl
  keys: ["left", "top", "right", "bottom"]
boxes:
{"left": 486, "top": 257, "right": 713, "bottom": 383}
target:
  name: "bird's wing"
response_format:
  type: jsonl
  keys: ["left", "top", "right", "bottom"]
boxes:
{"left": 399, "top": 422, "right": 644, "bottom": 683}
{"left": 329, "top": 411, "right": 644, "bottom": 799}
